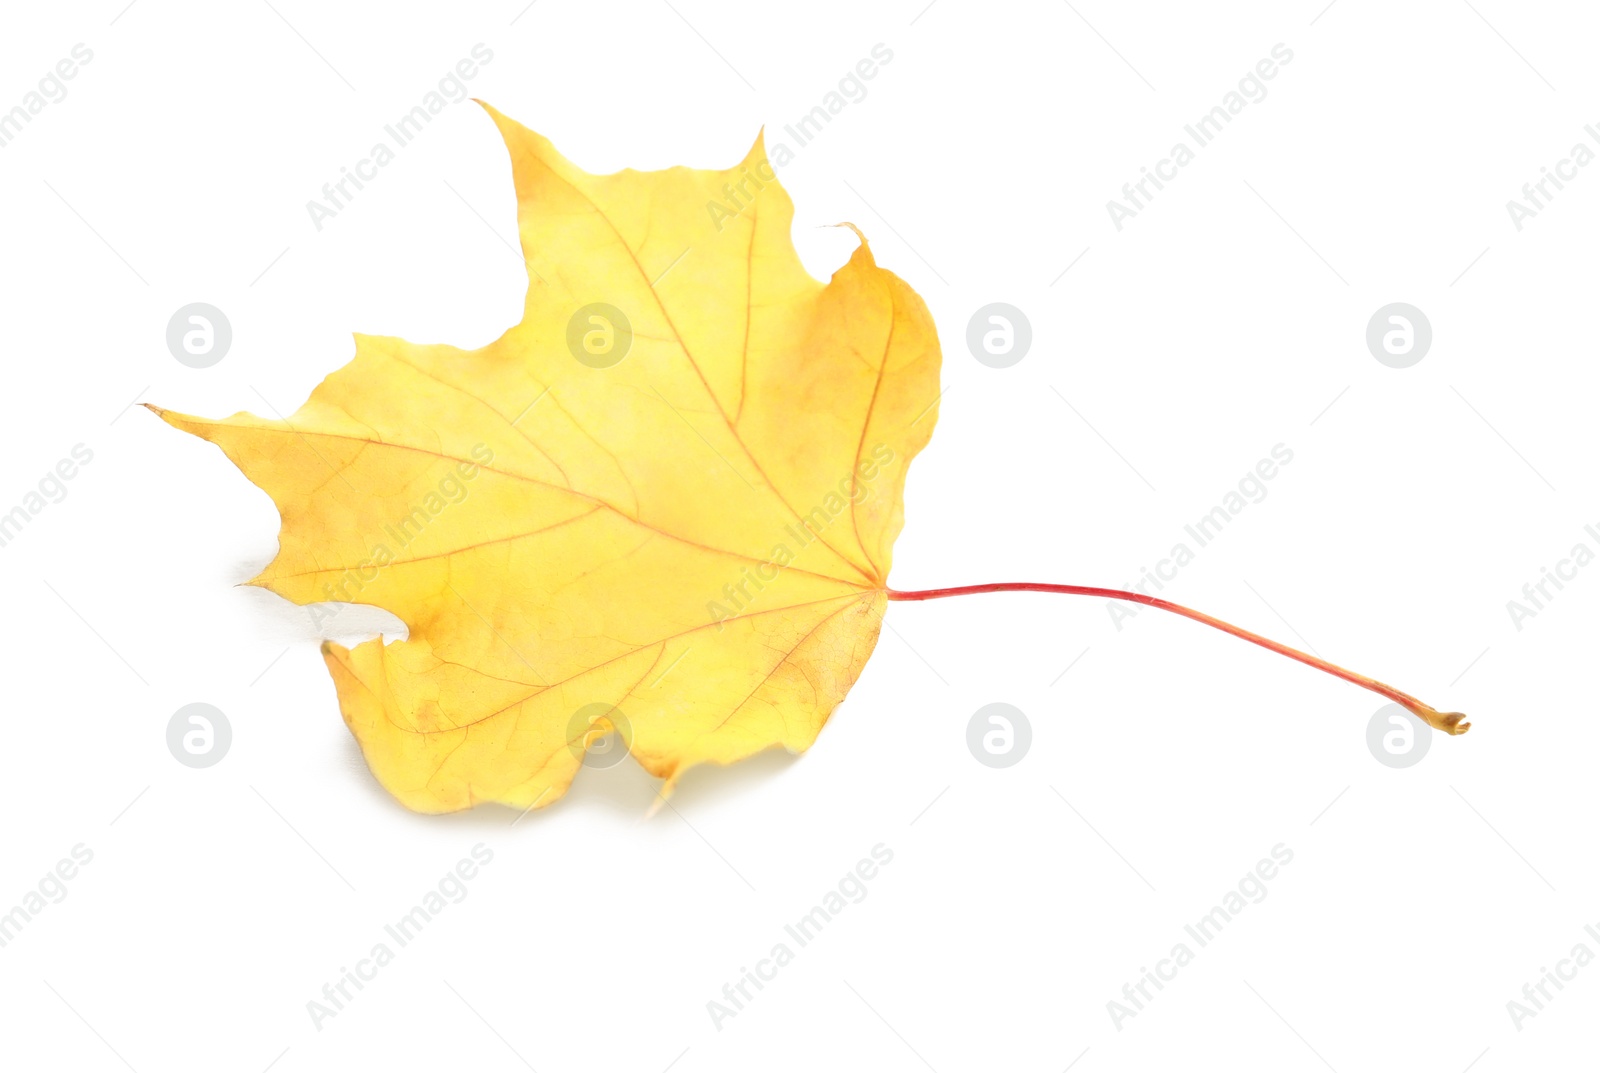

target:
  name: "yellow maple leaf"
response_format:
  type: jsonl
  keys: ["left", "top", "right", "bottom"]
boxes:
{"left": 155, "top": 103, "right": 942, "bottom": 813}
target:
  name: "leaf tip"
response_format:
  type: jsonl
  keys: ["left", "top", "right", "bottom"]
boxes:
{"left": 746, "top": 126, "right": 768, "bottom": 159}
{"left": 822, "top": 221, "right": 873, "bottom": 257}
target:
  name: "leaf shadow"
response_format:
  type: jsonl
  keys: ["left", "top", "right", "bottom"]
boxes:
{"left": 648, "top": 747, "right": 801, "bottom": 815}
{"left": 348, "top": 741, "right": 805, "bottom": 828}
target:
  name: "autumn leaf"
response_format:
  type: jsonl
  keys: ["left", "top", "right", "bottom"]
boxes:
{"left": 157, "top": 104, "right": 1471, "bottom": 815}
{"left": 155, "top": 102, "right": 942, "bottom": 814}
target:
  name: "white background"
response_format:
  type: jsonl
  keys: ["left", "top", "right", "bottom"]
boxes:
{"left": 1, "top": 0, "right": 1596, "bottom": 1070}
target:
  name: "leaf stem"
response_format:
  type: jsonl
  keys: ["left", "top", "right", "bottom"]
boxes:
{"left": 885, "top": 582, "right": 1470, "bottom": 735}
